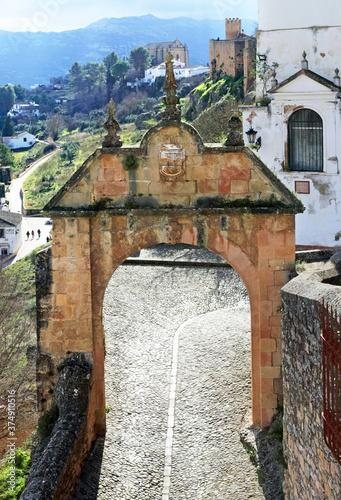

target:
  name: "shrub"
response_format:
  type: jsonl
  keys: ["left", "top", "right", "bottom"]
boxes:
{"left": 0, "top": 446, "right": 31, "bottom": 499}
{"left": 43, "top": 143, "right": 56, "bottom": 155}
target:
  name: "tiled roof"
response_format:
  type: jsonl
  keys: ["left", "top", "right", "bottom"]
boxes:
{"left": 0, "top": 211, "right": 22, "bottom": 227}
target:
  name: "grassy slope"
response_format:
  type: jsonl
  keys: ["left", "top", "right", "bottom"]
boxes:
{"left": 12, "top": 143, "right": 46, "bottom": 177}
{"left": 3, "top": 246, "right": 45, "bottom": 312}
{"left": 23, "top": 132, "right": 103, "bottom": 209}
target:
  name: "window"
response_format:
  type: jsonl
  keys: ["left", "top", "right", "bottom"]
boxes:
{"left": 288, "top": 109, "right": 323, "bottom": 171}
{"left": 0, "top": 229, "right": 4, "bottom": 238}
{"left": 1, "top": 248, "right": 8, "bottom": 255}
{"left": 23, "top": 137, "right": 27, "bottom": 142}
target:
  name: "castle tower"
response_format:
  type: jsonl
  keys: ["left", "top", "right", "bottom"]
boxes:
{"left": 225, "top": 18, "right": 241, "bottom": 40}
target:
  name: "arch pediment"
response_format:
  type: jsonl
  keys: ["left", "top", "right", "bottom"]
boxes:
{"left": 44, "top": 122, "right": 303, "bottom": 215}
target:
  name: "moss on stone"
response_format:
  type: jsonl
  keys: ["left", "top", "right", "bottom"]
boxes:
{"left": 37, "top": 404, "right": 59, "bottom": 438}
{"left": 121, "top": 153, "right": 140, "bottom": 171}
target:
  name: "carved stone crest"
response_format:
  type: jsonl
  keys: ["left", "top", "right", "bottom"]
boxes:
{"left": 159, "top": 144, "right": 185, "bottom": 178}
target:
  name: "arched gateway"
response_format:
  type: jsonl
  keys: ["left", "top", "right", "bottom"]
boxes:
{"left": 38, "top": 58, "right": 303, "bottom": 455}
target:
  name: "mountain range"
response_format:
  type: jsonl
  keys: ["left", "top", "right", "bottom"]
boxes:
{"left": 0, "top": 15, "right": 257, "bottom": 88}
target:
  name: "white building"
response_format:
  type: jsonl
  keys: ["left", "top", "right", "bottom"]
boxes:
{"left": 8, "top": 102, "right": 40, "bottom": 117}
{"left": 143, "top": 60, "right": 209, "bottom": 85}
{"left": 3, "top": 132, "right": 36, "bottom": 150}
{"left": 0, "top": 212, "right": 22, "bottom": 257}
{"left": 242, "top": 0, "right": 341, "bottom": 248}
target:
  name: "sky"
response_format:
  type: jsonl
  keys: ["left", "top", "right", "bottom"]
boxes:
{"left": 0, "top": 0, "right": 258, "bottom": 32}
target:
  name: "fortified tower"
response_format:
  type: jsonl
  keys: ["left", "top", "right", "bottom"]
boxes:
{"left": 209, "top": 18, "right": 256, "bottom": 93}
{"left": 225, "top": 18, "right": 241, "bottom": 40}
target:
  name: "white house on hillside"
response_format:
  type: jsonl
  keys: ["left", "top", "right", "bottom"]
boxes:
{"left": 143, "top": 60, "right": 209, "bottom": 85}
{"left": 2, "top": 132, "right": 36, "bottom": 150}
{"left": 8, "top": 102, "right": 40, "bottom": 117}
{"left": 242, "top": 0, "right": 341, "bottom": 248}
{"left": 0, "top": 212, "right": 22, "bottom": 257}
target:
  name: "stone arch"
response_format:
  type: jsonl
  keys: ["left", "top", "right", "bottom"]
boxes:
{"left": 89, "top": 218, "right": 262, "bottom": 435}
{"left": 39, "top": 108, "right": 304, "bottom": 446}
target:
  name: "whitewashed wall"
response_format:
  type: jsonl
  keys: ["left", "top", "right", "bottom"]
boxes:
{"left": 3, "top": 133, "right": 36, "bottom": 150}
{"left": 0, "top": 222, "right": 22, "bottom": 254}
{"left": 242, "top": 0, "right": 341, "bottom": 247}
{"left": 258, "top": 0, "right": 341, "bottom": 31}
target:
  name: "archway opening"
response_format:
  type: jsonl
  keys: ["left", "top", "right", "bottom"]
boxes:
{"left": 97, "top": 243, "right": 263, "bottom": 498}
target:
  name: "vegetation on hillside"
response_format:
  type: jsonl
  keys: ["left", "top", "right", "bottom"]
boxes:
{"left": 0, "top": 249, "right": 44, "bottom": 497}
{"left": 182, "top": 72, "right": 244, "bottom": 122}
{"left": 192, "top": 94, "right": 239, "bottom": 143}
{"left": 0, "top": 248, "right": 40, "bottom": 447}
{"left": 23, "top": 132, "right": 103, "bottom": 209}
{"left": 0, "top": 445, "right": 31, "bottom": 499}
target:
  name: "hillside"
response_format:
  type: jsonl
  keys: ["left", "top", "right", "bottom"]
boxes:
{"left": 0, "top": 15, "right": 257, "bottom": 87}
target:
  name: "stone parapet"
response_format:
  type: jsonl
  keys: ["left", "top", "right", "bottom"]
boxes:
{"left": 21, "top": 353, "right": 93, "bottom": 500}
{"left": 281, "top": 253, "right": 341, "bottom": 499}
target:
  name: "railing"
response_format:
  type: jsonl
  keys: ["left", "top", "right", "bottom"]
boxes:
{"left": 322, "top": 302, "right": 341, "bottom": 465}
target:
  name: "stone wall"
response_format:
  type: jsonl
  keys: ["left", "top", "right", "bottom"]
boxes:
{"left": 21, "top": 353, "right": 93, "bottom": 500}
{"left": 281, "top": 254, "right": 341, "bottom": 499}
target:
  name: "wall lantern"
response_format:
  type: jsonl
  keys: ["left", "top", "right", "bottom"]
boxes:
{"left": 246, "top": 127, "right": 261, "bottom": 147}
{"left": 258, "top": 54, "right": 267, "bottom": 61}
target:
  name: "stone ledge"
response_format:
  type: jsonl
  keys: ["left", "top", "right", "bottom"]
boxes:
{"left": 281, "top": 250, "right": 341, "bottom": 308}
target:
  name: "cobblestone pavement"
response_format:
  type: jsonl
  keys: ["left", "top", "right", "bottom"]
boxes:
{"left": 74, "top": 259, "right": 265, "bottom": 499}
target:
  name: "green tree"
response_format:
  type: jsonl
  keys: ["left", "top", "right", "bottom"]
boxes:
{"left": 2, "top": 116, "right": 14, "bottom": 137}
{"left": 0, "top": 85, "right": 15, "bottom": 115}
{"left": 69, "top": 62, "right": 85, "bottom": 93}
{"left": 112, "top": 60, "right": 130, "bottom": 82}
{"left": 0, "top": 143, "right": 14, "bottom": 166}
{"left": 61, "top": 141, "right": 80, "bottom": 164}
{"left": 83, "top": 62, "right": 106, "bottom": 92}
{"left": 103, "top": 51, "right": 119, "bottom": 71}
{"left": 13, "top": 84, "right": 26, "bottom": 101}
{"left": 129, "top": 47, "right": 152, "bottom": 76}
{"left": 103, "top": 51, "right": 119, "bottom": 98}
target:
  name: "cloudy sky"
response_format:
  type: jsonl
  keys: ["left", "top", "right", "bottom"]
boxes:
{"left": 0, "top": 0, "right": 258, "bottom": 32}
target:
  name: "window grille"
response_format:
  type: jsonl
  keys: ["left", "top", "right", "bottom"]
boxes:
{"left": 288, "top": 109, "right": 323, "bottom": 171}
{"left": 322, "top": 302, "right": 341, "bottom": 465}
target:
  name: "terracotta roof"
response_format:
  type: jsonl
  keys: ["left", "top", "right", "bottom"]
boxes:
{"left": 268, "top": 68, "right": 341, "bottom": 93}
{"left": 0, "top": 211, "right": 22, "bottom": 227}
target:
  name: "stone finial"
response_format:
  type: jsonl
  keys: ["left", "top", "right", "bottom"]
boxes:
{"left": 224, "top": 116, "right": 244, "bottom": 147}
{"left": 301, "top": 51, "right": 309, "bottom": 70}
{"left": 102, "top": 98, "right": 122, "bottom": 148}
{"left": 162, "top": 53, "right": 181, "bottom": 122}
{"left": 334, "top": 68, "right": 341, "bottom": 87}
{"left": 271, "top": 69, "right": 278, "bottom": 88}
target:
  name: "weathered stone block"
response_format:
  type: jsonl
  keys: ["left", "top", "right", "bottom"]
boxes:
{"left": 230, "top": 180, "right": 249, "bottom": 194}
{"left": 218, "top": 180, "right": 231, "bottom": 194}
{"left": 261, "top": 338, "right": 277, "bottom": 352}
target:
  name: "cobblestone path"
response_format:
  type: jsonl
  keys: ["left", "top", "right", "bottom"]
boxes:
{"left": 74, "top": 260, "right": 265, "bottom": 499}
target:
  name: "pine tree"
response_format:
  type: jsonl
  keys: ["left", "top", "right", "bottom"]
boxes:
{"left": 1, "top": 116, "right": 14, "bottom": 137}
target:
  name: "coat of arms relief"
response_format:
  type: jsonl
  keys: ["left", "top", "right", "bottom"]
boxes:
{"left": 159, "top": 144, "right": 185, "bottom": 179}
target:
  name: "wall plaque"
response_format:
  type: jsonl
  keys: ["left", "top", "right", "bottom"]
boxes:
{"left": 295, "top": 181, "right": 310, "bottom": 194}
